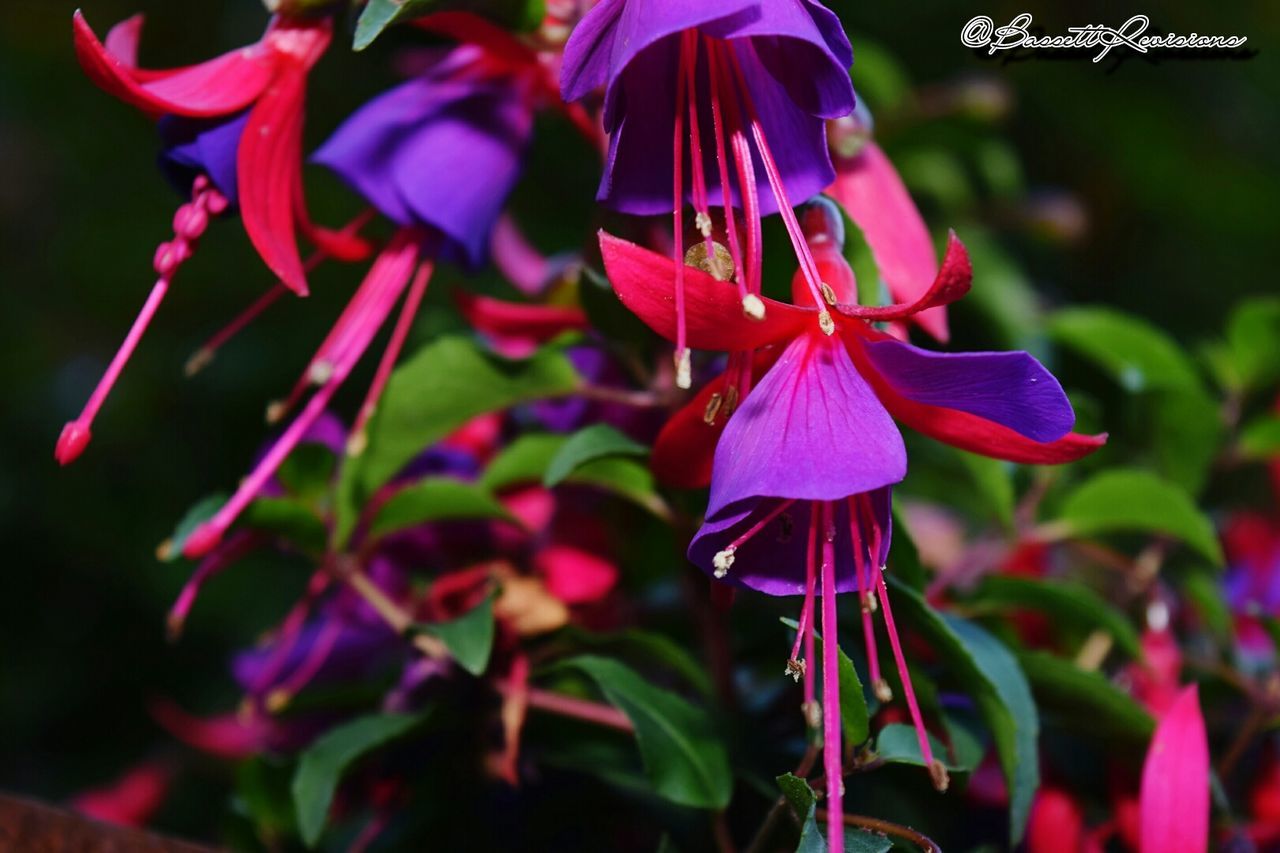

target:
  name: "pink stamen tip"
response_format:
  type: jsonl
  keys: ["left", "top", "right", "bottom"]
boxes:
{"left": 182, "top": 523, "right": 223, "bottom": 560}
{"left": 55, "top": 420, "right": 92, "bottom": 465}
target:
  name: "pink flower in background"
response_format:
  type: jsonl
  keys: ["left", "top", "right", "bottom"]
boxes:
{"left": 1139, "top": 685, "right": 1210, "bottom": 853}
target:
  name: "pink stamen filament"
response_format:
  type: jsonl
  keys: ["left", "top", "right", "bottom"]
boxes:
{"left": 849, "top": 498, "right": 885, "bottom": 692}
{"left": 56, "top": 178, "right": 224, "bottom": 465}
{"left": 703, "top": 34, "right": 746, "bottom": 296}
{"left": 722, "top": 45, "right": 827, "bottom": 312}
{"left": 183, "top": 233, "right": 422, "bottom": 558}
{"left": 873, "top": 552, "right": 937, "bottom": 772}
{"left": 819, "top": 500, "right": 844, "bottom": 853}
{"left": 715, "top": 498, "right": 796, "bottom": 578}
{"left": 681, "top": 32, "right": 719, "bottom": 275}
{"left": 348, "top": 258, "right": 435, "bottom": 453}
{"left": 671, "top": 32, "right": 690, "bottom": 386}
{"left": 803, "top": 501, "right": 819, "bottom": 709}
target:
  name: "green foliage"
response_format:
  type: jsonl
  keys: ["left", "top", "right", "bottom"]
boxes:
{"left": 1017, "top": 651, "right": 1154, "bottom": 742}
{"left": 967, "top": 575, "right": 1140, "bottom": 657}
{"left": 1226, "top": 297, "right": 1280, "bottom": 390}
{"left": 368, "top": 478, "right": 514, "bottom": 540}
{"left": 292, "top": 712, "right": 428, "bottom": 847}
{"left": 554, "top": 655, "right": 732, "bottom": 809}
{"left": 416, "top": 596, "right": 495, "bottom": 676}
{"left": 243, "top": 497, "right": 328, "bottom": 554}
{"left": 163, "top": 493, "right": 227, "bottom": 561}
{"left": 354, "top": 0, "right": 545, "bottom": 50}
{"left": 777, "top": 773, "right": 893, "bottom": 853}
{"left": 1055, "top": 468, "right": 1223, "bottom": 564}
{"left": 781, "top": 617, "right": 871, "bottom": 745}
{"left": 1048, "top": 307, "right": 1202, "bottom": 393}
{"left": 544, "top": 423, "right": 648, "bottom": 487}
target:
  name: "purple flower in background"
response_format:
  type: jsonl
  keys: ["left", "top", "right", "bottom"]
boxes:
{"left": 314, "top": 45, "right": 537, "bottom": 269}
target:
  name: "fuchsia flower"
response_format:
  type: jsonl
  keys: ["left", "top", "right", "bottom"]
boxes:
{"left": 561, "top": 0, "right": 857, "bottom": 389}
{"left": 57, "top": 11, "right": 369, "bottom": 465}
{"left": 179, "top": 18, "right": 571, "bottom": 558}
{"left": 600, "top": 198, "right": 1103, "bottom": 847}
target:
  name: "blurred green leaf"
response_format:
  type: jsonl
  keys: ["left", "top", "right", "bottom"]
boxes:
{"left": 887, "top": 580, "right": 1039, "bottom": 845}
{"left": 1055, "top": 468, "right": 1223, "bottom": 564}
{"left": 163, "top": 493, "right": 227, "bottom": 562}
{"left": 545, "top": 424, "right": 648, "bottom": 487}
{"left": 968, "top": 576, "right": 1140, "bottom": 657}
{"left": 1150, "top": 388, "right": 1224, "bottom": 496}
{"left": 1227, "top": 297, "right": 1280, "bottom": 389}
{"left": 957, "top": 451, "right": 1015, "bottom": 529}
{"left": 337, "top": 338, "right": 581, "bottom": 542}
{"left": 418, "top": 596, "right": 494, "bottom": 676}
{"left": 555, "top": 655, "right": 731, "bottom": 809}
{"left": 846, "top": 39, "right": 911, "bottom": 110}
{"left": 565, "top": 627, "right": 713, "bottom": 697}
{"left": 890, "top": 506, "right": 927, "bottom": 590}
{"left": 369, "top": 477, "right": 513, "bottom": 540}
{"left": 243, "top": 497, "right": 328, "bottom": 553}
{"left": 292, "top": 712, "right": 427, "bottom": 847}
{"left": 235, "top": 757, "right": 298, "bottom": 838}
{"left": 1048, "top": 307, "right": 1202, "bottom": 392}
{"left": 276, "top": 443, "right": 338, "bottom": 504}
{"left": 781, "top": 617, "right": 870, "bottom": 745}
{"left": 1179, "top": 569, "right": 1234, "bottom": 646}
{"left": 1239, "top": 415, "right": 1280, "bottom": 460}
{"left": 354, "top": 0, "right": 544, "bottom": 51}
{"left": 1017, "top": 651, "right": 1153, "bottom": 741}
{"left": 580, "top": 265, "right": 654, "bottom": 348}
{"left": 777, "top": 773, "right": 892, "bottom": 853}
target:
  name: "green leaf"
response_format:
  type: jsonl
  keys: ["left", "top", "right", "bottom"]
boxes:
{"left": 565, "top": 628, "right": 713, "bottom": 697}
{"left": 1048, "top": 307, "right": 1203, "bottom": 392}
{"left": 483, "top": 433, "right": 669, "bottom": 519}
{"left": 1017, "top": 651, "right": 1154, "bottom": 742}
{"left": 337, "top": 338, "right": 581, "bottom": 542}
{"left": 1055, "top": 468, "right": 1223, "bottom": 564}
{"left": 545, "top": 424, "right": 648, "bottom": 487}
{"left": 1239, "top": 415, "right": 1280, "bottom": 460}
{"left": 1180, "top": 568, "right": 1235, "bottom": 645}
{"left": 956, "top": 451, "right": 1015, "bottom": 529}
{"left": 418, "top": 596, "right": 494, "bottom": 676}
{"left": 968, "top": 576, "right": 1140, "bottom": 657}
{"left": 780, "top": 617, "right": 870, "bottom": 745}
{"left": 163, "top": 493, "right": 227, "bottom": 561}
{"left": 368, "top": 478, "right": 513, "bottom": 540}
{"left": 276, "top": 442, "right": 338, "bottom": 503}
{"left": 555, "top": 655, "right": 731, "bottom": 809}
{"left": 353, "top": 0, "right": 544, "bottom": 51}
{"left": 886, "top": 579, "right": 1039, "bottom": 845}
{"left": 580, "top": 264, "right": 654, "bottom": 348}
{"left": 292, "top": 712, "right": 427, "bottom": 847}
{"left": 243, "top": 497, "right": 328, "bottom": 553}
{"left": 1150, "top": 388, "right": 1224, "bottom": 496}
{"left": 777, "top": 773, "right": 825, "bottom": 853}
{"left": 1227, "top": 297, "right": 1280, "bottom": 389}
{"left": 873, "top": 723, "right": 963, "bottom": 770}
{"left": 890, "top": 505, "right": 927, "bottom": 590}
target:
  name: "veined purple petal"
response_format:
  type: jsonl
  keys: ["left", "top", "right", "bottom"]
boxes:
{"left": 159, "top": 110, "right": 249, "bottom": 205}
{"left": 707, "top": 332, "right": 905, "bottom": 520}
{"left": 864, "top": 339, "right": 1076, "bottom": 443}
{"left": 688, "top": 489, "right": 892, "bottom": 596}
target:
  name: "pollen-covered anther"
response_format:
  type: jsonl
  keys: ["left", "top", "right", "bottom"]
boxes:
{"left": 929, "top": 759, "right": 951, "bottom": 793}
{"left": 818, "top": 310, "right": 836, "bottom": 336}
{"left": 873, "top": 678, "right": 893, "bottom": 703}
{"left": 265, "top": 400, "right": 287, "bottom": 424}
{"left": 802, "top": 700, "right": 822, "bottom": 730}
{"left": 346, "top": 429, "right": 369, "bottom": 458}
{"left": 820, "top": 282, "right": 838, "bottom": 306}
{"left": 865, "top": 591, "right": 879, "bottom": 613}
{"left": 308, "top": 359, "right": 335, "bottom": 385}
{"left": 694, "top": 211, "right": 713, "bottom": 238}
{"left": 712, "top": 547, "right": 736, "bottom": 578}
{"left": 684, "top": 240, "right": 735, "bottom": 282}
{"left": 722, "top": 384, "right": 739, "bottom": 417}
{"left": 703, "top": 392, "right": 723, "bottom": 425}
{"left": 674, "top": 348, "right": 692, "bottom": 390}
{"left": 741, "top": 293, "right": 766, "bottom": 322}
{"left": 184, "top": 347, "right": 214, "bottom": 377}
{"left": 785, "top": 658, "right": 806, "bottom": 682}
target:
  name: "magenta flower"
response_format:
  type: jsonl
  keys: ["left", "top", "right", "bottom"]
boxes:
{"left": 561, "top": 0, "right": 857, "bottom": 390}
{"left": 1139, "top": 685, "right": 1210, "bottom": 853}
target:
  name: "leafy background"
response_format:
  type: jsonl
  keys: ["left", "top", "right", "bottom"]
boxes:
{"left": 0, "top": 0, "right": 1277, "bottom": 845}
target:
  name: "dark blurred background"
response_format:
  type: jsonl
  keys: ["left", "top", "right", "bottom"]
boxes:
{"left": 0, "top": 0, "right": 1276, "bottom": 842}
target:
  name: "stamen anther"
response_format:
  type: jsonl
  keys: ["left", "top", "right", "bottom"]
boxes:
{"left": 785, "top": 658, "right": 806, "bottom": 682}
{"left": 694, "top": 211, "right": 713, "bottom": 237}
{"left": 684, "top": 241, "right": 735, "bottom": 282}
{"left": 741, "top": 293, "right": 766, "bottom": 321}
{"left": 818, "top": 310, "right": 836, "bottom": 336}
{"left": 722, "top": 385, "right": 739, "bottom": 417}
{"left": 265, "top": 400, "right": 287, "bottom": 424}
{"left": 712, "top": 547, "right": 736, "bottom": 578}
{"left": 674, "top": 349, "right": 692, "bottom": 390}
{"left": 873, "top": 678, "right": 894, "bottom": 703}
{"left": 703, "top": 393, "right": 723, "bottom": 424}
{"left": 308, "top": 359, "right": 335, "bottom": 385}
{"left": 929, "top": 759, "right": 951, "bottom": 793}
{"left": 820, "top": 282, "right": 838, "bottom": 306}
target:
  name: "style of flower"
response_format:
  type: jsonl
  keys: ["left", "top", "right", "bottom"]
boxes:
{"left": 179, "top": 18, "right": 571, "bottom": 558}
{"left": 600, "top": 200, "right": 1103, "bottom": 849}
{"left": 57, "top": 11, "right": 369, "bottom": 465}
{"left": 561, "top": 0, "right": 857, "bottom": 389}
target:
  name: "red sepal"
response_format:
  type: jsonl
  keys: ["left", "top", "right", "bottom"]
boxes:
{"left": 599, "top": 231, "right": 810, "bottom": 352}
{"left": 454, "top": 290, "right": 589, "bottom": 342}
{"left": 834, "top": 231, "right": 972, "bottom": 322}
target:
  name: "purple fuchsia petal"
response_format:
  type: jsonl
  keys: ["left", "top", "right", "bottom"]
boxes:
{"left": 1139, "top": 685, "right": 1209, "bottom": 853}
{"left": 314, "top": 51, "right": 534, "bottom": 269}
{"left": 688, "top": 488, "right": 892, "bottom": 595}
{"left": 863, "top": 339, "right": 1076, "bottom": 443}
{"left": 706, "top": 331, "right": 906, "bottom": 518}
{"left": 159, "top": 111, "right": 249, "bottom": 205}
